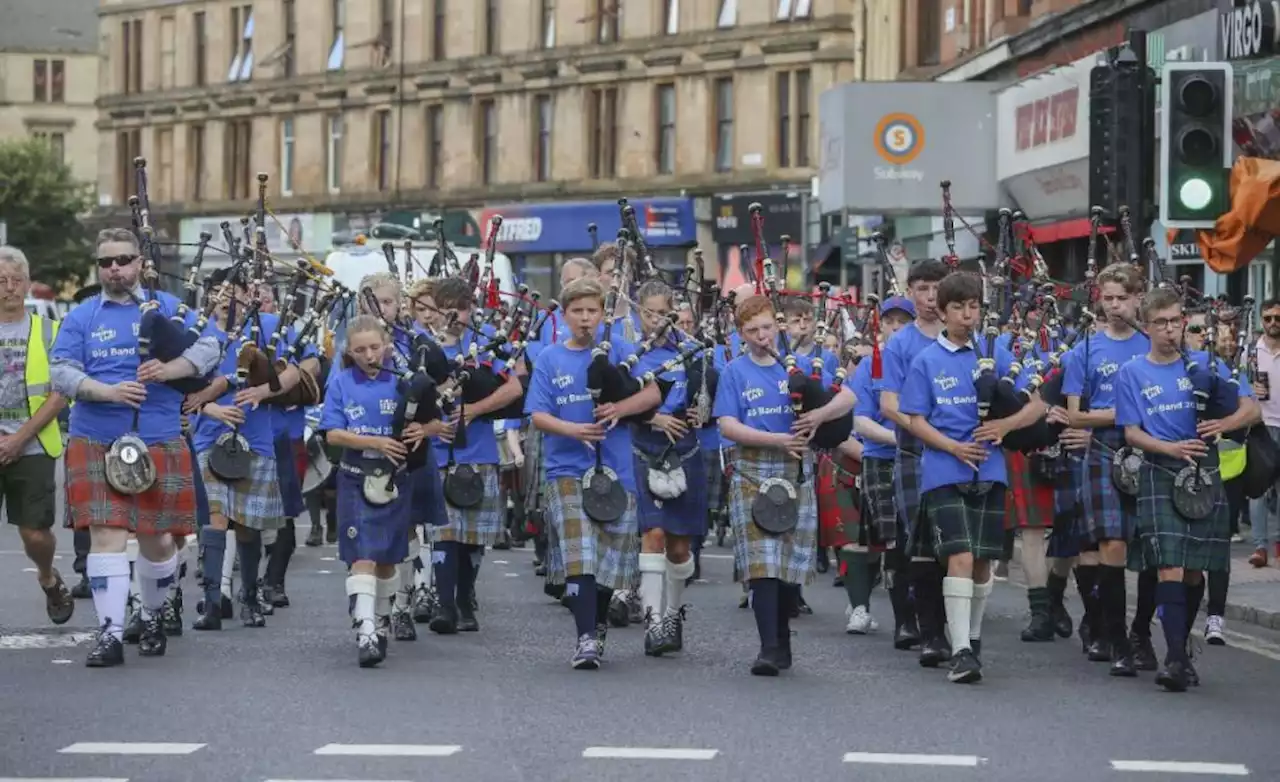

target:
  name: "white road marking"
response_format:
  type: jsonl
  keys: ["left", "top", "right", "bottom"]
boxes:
{"left": 320, "top": 556, "right": 336, "bottom": 562}
{"left": 698, "top": 553, "right": 733, "bottom": 560}
{"left": 1219, "top": 629, "right": 1280, "bottom": 662}
{"left": 1110, "top": 760, "right": 1250, "bottom": 775}
{"left": 22, "top": 568, "right": 36, "bottom": 573}
{"left": 503, "top": 573, "right": 519, "bottom": 578}
{"left": 582, "top": 747, "right": 719, "bottom": 760}
{"left": 492, "top": 560, "right": 510, "bottom": 565}
{"left": 265, "top": 779, "right": 412, "bottom": 782}
{"left": 59, "top": 743, "right": 205, "bottom": 755}
{"left": 51, "top": 658, "right": 73, "bottom": 664}
{"left": 842, "top": 752, "right": 985, "bottom": 767}
{"left": 313, "top": 744, "right": 462, "bottom": 757}
{"left": 0, "top": 633, "right": 95, "bottom": 650}
{"left": 0, "top": 778, "right": 130, "bottom": 781}
{"left": 316, "top": 570, "right": 333, "bottom": 575}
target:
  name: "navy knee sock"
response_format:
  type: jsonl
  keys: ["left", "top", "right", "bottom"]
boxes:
{"left": 566, "top": 575, "right": 598, "bottom": 637}
{"left": 1184, "top": 577, "right": 1205, "bottom": 636}
{"left": 199, "top": 527, "right": 226, "bottom": 608}
{"left": 1156, "top": 581, "right": 1188, "bottom": 664}
{"left": 595, "top": 586, "right": 614, "bottom": 628}
{"left": 457, "top": 544, "right": 481, "bottom": 605}
{"left": 236, "top": 532, "right": 262, "bottom": 602}
{"left": 749, "top": 578, "right": 781, "bottom": 651}
{"left": 432, "top": 541, "right": 460, "bottom": 609}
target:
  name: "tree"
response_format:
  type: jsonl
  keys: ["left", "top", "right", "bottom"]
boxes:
{"left": 0, "top": 137, "right": 94, "bottom": 290}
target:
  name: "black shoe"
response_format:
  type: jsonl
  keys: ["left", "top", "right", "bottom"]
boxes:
{"left": 392, "top": 611, "right": 417, "bottom": 641}
{"left": 833, "top": 575, "right": 844, "bottom": 588}
{"left": 305, "top": 525, "right": 324, "bottom": 547}
{"left": 42, "top": 571, "right": 75, "bottom": 626}
{"left": 1086, "top": 639, "right": 1112, "bottom": 662}
{"left": 534, "top": 562, "right": 547, "bottom": 577}
{"left": 1110, "top": 653, "right": 1137, "bottom": 677}
{"left": 1155, "top": 659, "right": 1190, "bottom": 692}
{"left": 1079, "top": 616, "right": 1093, "bottom": 653}
{"left": 122, "top": 601, "right": 143, "bottom": 645}
{"left": 947, "top": 648, "right": 982, "bottom": 684}
{"left": 607, "top": 593, "right": 630, "bottom": 628}
{"left": 543, "top": 581, "right": 565, "bottom": 601}
{"left": 85, "top": 624, "right": 124, "bottom": 668}
{"left": 1184, "top": 658, "right": 1200, "bottom": 687}
{"left": 70, "top": 573, "right": 92, "bottom": 600}
{"left": 325, "top": 520, "right": 338, "bottom": 545}
{"left": 816, "top": 549, "right": 830, "bottom": 574}
{"left": 256, "top": 583, "right": 275, "bottom": 616}
{"left": 1020, "top": 609, "right": 1055, "bottom": 642}
{"left": 918, "top": 637, "right": 950, "bottom": 668}
{"left": 192, "top": 602, "right": 222, "bottom": 631}
{"left": 661, "top": 607, "right": 686, "bottom": 654}
{"left": 750, "top": 648, "right": 781, "bottom": 676}
{"left": 269, "top": 585, "right": 289, "bottom": 608}
{"left": 594, "top": 622, "right": 609, "bottom": 659}
{"left": 161, "top": 592, "right": 183, "bottom": 637}
{"left": 357, "top": 633, "right": 383, "bottom": 668}
{"left": 137, "top": 613, "right": 167, "bottom": 657}
{"left": 1130, "top": 632, "right": 1158, "bottom": 671}
{"left": 893, "top": 621, "right": 921, "bottom": 651}
{"left": 1049, "top": 601, "right": 1073, "bottom": 639}
{"left": 429, "top": 604, "right": 458, "bottom": 635}
{"left": 457, "top": 603, "right": 479, "bottom": 632}
{"left": 240, "top": 600, "right": 266, "bottom": 628}
{"left": 412, "top": 585, "right": 435, "bottom": 623}
{"left": 643, "top": 612, "right": 663, "bottom": 657}
{"left": 220, "top": 594, "right": 234, "bottom": 619}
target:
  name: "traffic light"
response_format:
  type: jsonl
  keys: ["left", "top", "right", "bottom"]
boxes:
{"left": 1160, "top": 62, "right": 1233, "bottom": 229}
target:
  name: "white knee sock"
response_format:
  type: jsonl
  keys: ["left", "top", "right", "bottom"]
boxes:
{"left": 221, "top": 540, "right": 236, "bottom": 598}
{"left": 970, "top": 578, "right": 993, "bottom": 642}
{"left": 375, "top": 576, "right": 398, "bottom": 632}
{"left": 1020, "top": 532, "right": 1049, "bottom": 588}
{"left": 942, "top": 576, "right": 974, "bottom": 654}
{"left": 346, "top": 574, "right": 377, "bottom": 636}
{"left": 87, "top": 552, "right": 131, "bottom": 640}
{"left": 664, "top": 556, "right": 696, "bottom": 616}
{"left": 135, "top": 554, "right": 177, "bottom": 618}
{"left": 638, "top": 553, "right": 667, "bottom": 621}
{"left": 397, "top": 538, "right": 421, "bottom": 611}
{"left": 169, "top": 545, "right": 186, "bottom": 599}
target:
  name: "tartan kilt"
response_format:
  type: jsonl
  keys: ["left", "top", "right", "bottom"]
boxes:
{"left": 861, "top": 456, "right": 898, "bottom": 550}
{"left": 923, "top": 482, "right": 1008, "bottom": 561}
{"left": 896, "top": 449, "right": 934, "bottom": 558}
{"left": 728, "top": 447, "right": 817, "bottom": 585}
{"left": 544, "top": 502, "right": 566, "bottom": 587}
{"left": 273, "top": 435, "right": 307, "bottom": 519}
{"left": 197, "top": 450, "right": 286, "bottom": 531}
{"left": 1047, "top": 452, "right": 1085, "bottom": 558}
{"left": 335, "top": 469, "right": 411, "bottom": 566}
{"left": 818, "top": 455, "right": 869, "bottom": 550}
{"left": 433, "top": 463, "right": 503, "bottom": 546}
{"left": 520, "top": 425, "right": 546, "bottom": 518}
{"left": 546, "top": 476, "right": 639, "bottom": 591}
{"left": 1080, "top": 428, "right": 1136, "bottom": 544}
{"left": 1133, "top": 456, "right": 1231, "bottom": 573}
{"left": 633, "top": 434, "right": 707, "bottom": 537}
{"left": 409, "top": 445, "right": 448, "bottom": 527}
{"left": 703, "top": 447, "right": 726, "bottom": 518}
{"left": 1005, "top": 450, "right": 1056, "bottom": 530}
{"left": 66, "top": 436, "right": 196, "bottom": 537}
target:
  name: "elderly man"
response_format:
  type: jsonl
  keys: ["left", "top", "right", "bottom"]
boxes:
{"left": 0, "top": 246, "right": 74, "bottom": 624}
{"left": 51, "top": 229, "right": 221, "bottom": 667}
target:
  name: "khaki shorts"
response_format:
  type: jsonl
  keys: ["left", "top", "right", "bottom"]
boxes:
{"left": 1, "top": 454, "right": 57, "bottom": 530}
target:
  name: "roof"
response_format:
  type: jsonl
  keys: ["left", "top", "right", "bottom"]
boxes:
{"left": 0, "top": 0, "right": 99, "bottom": 54}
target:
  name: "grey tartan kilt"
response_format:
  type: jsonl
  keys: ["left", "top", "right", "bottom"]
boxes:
{"left": 1133, "top": 457, "right": 1231, "bottom": 573}
{"left": 197, "top": 450, "right": 285, "bottom": 531}
{"left": 922, "top": 482, "right": 1008, "bottom": 561}
{"left": 520, "top": 425, "right": 546, "bottom": 517}
{"left": 1080, "top": 428, "right": 1137, "bottom": 545}
{"left": 546, "top": 476, "right": 640, "bottom": 591}
{"left": 703, "top": 447, "right": 725, "bottom": 517}
{"left": 433, "top": 463, "right": 503, "bottom": 546}
{"left": 861, "top": 456, "right": 898, "bottom": 548}
{"left": 728, "top": 447, "right": 817, "bottom": 585}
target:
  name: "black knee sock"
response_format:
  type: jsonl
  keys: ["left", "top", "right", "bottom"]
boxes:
{"left": 565, "top": 575, "right": 598, "bottom": 637}
{"left": 1097, "top": 565, "right": 1128, "bottom": 650}
{"left": 1185, "top": 577, "right": 1205, "bottom": 636}
{"left": 908, "top": 560, "right": 942, "bottom": 641}
{"left": 1156, "top": 581, "right": 1188, "bottom": 664}
{"left": 457, "top": 544, "right": 481, "bottom": 606}
{"left": 1046, "top": 569, "right": 1069, "bottom": 609}
{"left": 594, "top": 586, "right": 614, "bottom": 628}
{"left": 266, "top": 520, "right": 296, "bottom": 588}
{"left": 749, "top": 578, "right": 781, "bottom": 651}
{"left": 73, "top": 528, "right": 91, "bottom": 574}
{"left": 432, "top": 541, "right": 460, "bottom": 609}
{"left": 883, "top": 550, "right": 912, "bottom": 630}
{"left": 840, "top": 549, "right": 872, "bottom": 610}
{"left": 199, "top": 527, "right": 226, "bottom": 608}
{"left": 1074, "top": 565, "right": 1101, "bottom": 635}
{"left": 777, "top": 583, "right": 795, "bottom": 647}
{"left": 236, "top": 531, "right": 263, "bottom": 602}
{"left": 1132, "top": 567, "right": 1157, "bottom": 638}
{"left": 1206, "top": 570, "right": 1227, "bottom": 617}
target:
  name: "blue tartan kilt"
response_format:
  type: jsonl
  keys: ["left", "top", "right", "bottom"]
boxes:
{"left": 1047, "top": 451, "right": 1085, "bottom": 559}
{"left": 408, "top": 445, "right": 448, "bottom": 527}
{"left": 273, "top": 434, "right": 305, "bottom": 519}
{"left": 1079, "top": 427, "right": 1136, "bottom": 546}
{"left": 895, "top": 446, "right": 933, "bottom": 558}
{"left": 728, "top": 447, "right": 817, "bottom": 585}
{"left": 336, "top": 470, "right": 411, "bottom": 566}
{"left": 633, "top": 432, "right": 707, "bottom": 537}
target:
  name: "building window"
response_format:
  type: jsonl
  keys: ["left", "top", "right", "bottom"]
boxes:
{"left": 116, "top": 129, "right": 141, "bottom": 205}
{"left": 596, "top": 0, "right": 619, "bottom": 43}
{"left": 160, "top": 16, "right": 176, "bottom": 89}
{"left": 51, "top": 60, "right": 64, "bottom": 103}
{"left": 655, "top": 83, "right": 675, "bottom": 175}
{"left": 326, "top": 113, "right": 344, "bottom": 193}
{"left": 587, "top": 87, "right": 617, "bottom": 179}
{"left": 483, "top": 0, "right": 498, "bottom": 55}
{"left": 33, "top": 131, "right": 66, "bottom": 165}
{"left": 478, "top": 100, "right": 496, "bottom": 185}
{"left": 539, "top": 0, "right": 555, "bottom": 49}
{"left": 717, "top": 0, "right": 737, "bottom": 27}
{"left": 533, "top": 95, "right": 552, "bottom": 182}
{"left": 282, "top": 0, "right": 296, "bottom": 77}
{"left": 32, "top": 60, "right": 47, "bottom": 102}
{"left": 224, "top": 119, "right": 252, "bottom": 200}
{"left": 713, "top": 77, "right": 733, "bottom": 173}
{"left": 774, "top": 69, "right": 811, "bottom": 168}
{"left": 279, "top": 117, "right": 295, "bottom": 196}
{"left": 189, "top": 124, "right": 206, "bottom": 201}
{"left": 378, "top": 0, "right": 393, "bottom": 66}
{"left": 776, "top": 71, "right": 791, "bottom": 167}
{"left": 431, "top": 0, "right": 446, "bottom": 61}
{"left": 663, "top": 0, "right": 679, "bottom": 35}
{"left": 795, "top": 69, "right": 811, "bottom": 166}
{"left": 776, "top": 0, "right": 812, "bottom": 20}
{"left": 228, "top": 6, "right": 254, "bottom": 82}
{"left": 156, "top": 127, "right": 173, "bottom": 202}
{"left": 194, "top": 12, "right": 207, "bottom": 86}
{"left": 425, "top": 105, "right": 443, "bottom": 188}
{"left": 328, "top": 0, "right": 345, "bottom": 71}
{"left": 917, "top": 0, "right": 941, "bottom": 67}
{"left": 374, "top": 110, "right": 392, "bottom": 192}
{"left": 122, "top": 19, "right": 142, "bottom": 94}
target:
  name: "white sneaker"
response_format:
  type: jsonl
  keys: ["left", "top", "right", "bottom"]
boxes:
{"left": 845, "top": 605, "right": 878, "bottom": 634}
{"left": 1204, "top": 615, "right": 1226, "bottom": 646}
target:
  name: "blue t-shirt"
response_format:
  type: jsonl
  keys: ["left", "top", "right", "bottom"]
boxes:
{"left": 1062, "top": 331, "right": 1150, "bottom": 412}
{"left": 881, "top": 322, "right": 939, "bottom": 449}
{"left": 851, "top": 357, "right": 896, "bottom": 460}
{"left": 898, "top": 337, "right": 1021, "bottom": 493}
{"left": 53, "top": 290, "right": 189, "bottom": 445}
{"left": 713, "top": 354, "right": 794, "bottom": 435}
{"left": 524, "top": 339, "right": 638, "bottom": 492}
{"left": 269, "top": 324, "right": 319, "bottom": 440}
{"left": 319, "top": 366, "right": 401, "bottom": 463}
{"left": 431, "top": 330, "right": 505, "bottom": 466}
{"left": 1115, "top": 350, "right": 1252, "bottom": 442}
{"left": 191, "top": 313, "right": 286, "bottom": 459}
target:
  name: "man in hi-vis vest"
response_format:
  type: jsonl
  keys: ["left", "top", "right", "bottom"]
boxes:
{"left": 0, "top": 246, "right": 73, "bottom": 624}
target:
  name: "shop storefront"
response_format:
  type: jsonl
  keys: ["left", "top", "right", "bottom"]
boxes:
{"left": 711, "top": 192, "right": 806, "bottom": 289}
{"left": 478, "top": 198, "right": 696, "bottom": 299}
{"left": 178, "top": 213, "right": 334, "bottom": 270}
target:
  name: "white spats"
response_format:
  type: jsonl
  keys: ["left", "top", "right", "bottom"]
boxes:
{"left": 346, "top": 574, "right": 376, "bottom": 635}
{"left": 313, "top": 744, "right": 462, "bottom": 757}
{"left": 664, "top": 556, "right": 695, "bottom": 614}
{"left": 1110, "top": 760, "right": 1250, "bottom": 775}
{"left": 59, "top": 743, "right": 205, "bottom": 755}
{"left": 582, "top": 747, "right": 719, "bottom": 760}
{"left": 638, "top": 553, "right": 666, "bottom": 619}
{"left": 842, "top": 752, "right": 986, "bottom": 767}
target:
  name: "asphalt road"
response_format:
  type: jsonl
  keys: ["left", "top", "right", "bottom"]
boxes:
{"left": 1, "top": 527, "right": 1278, "bottom": 782}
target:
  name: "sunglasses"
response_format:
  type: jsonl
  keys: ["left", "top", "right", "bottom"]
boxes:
{"left": 1264, "top": 315, "right": 1280, "bottom": 324}
{"left": 96, "top": 255, "right": 137, "bottom": 269}
{"left": 1186, "top": 325, "right": 1204, "bottom": 334}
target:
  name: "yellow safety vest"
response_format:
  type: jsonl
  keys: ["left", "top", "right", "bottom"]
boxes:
{"left": 25, "top": 314, "right": 64, "bottom": 458}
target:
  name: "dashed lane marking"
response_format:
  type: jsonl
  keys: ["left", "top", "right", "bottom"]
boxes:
{"left": 313, "top": 744, "right": 462, "bottom": 757}
{"left": 842, "top": 753, "right": 986, "bottom": 767}
{"left": 582, "top": 747, "right": 719, "bottom": 760}
{"left": 0, "top": 778, "right": 130, "bottom": 781}
{"left": 316, "top": 570, "right": 333, "bottom": 575}
{"left": 492, "top": 560, "right": 510, "bottom": 565}
{"left": 1110, "top": 761, "right": 1250, "bottom": 775}
{"left": 58, "top": 743, "right": 205, "bottom": 755}
{"left": 503, "top": 573, "right": 519, "bottom": 578}
{"left": 264, "top": 779, "right": 413, "bottom": 782}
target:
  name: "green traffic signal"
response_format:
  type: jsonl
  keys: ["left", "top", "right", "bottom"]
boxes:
{"left": 1177, "top": 177, "right": 1213, "bottom": 211}
{"left": 1159, "top": 63, "right": 1232, "bottom": 229}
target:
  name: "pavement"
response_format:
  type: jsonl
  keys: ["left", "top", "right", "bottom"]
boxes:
{"left": 2, "top": 527, "right": 1280, "bottom": 782}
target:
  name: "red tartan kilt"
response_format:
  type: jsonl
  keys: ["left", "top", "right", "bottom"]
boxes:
{"left": 1006, "top": 450, "right": 1055, "bottom": 530}
{"left": 65, "top": 436, "right": 196, "bottom": 536}
{"left": 291, "top": 438, "right": 308, "bottom": 483}
{"left": 817, "top": 455, "right": 861, "bottom": 549}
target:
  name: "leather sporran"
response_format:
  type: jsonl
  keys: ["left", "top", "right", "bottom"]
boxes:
{"left": 644, "top": 449, "right": 688, "bottom": 501}
{"left": 443, "top": 463, "right": 485, "bottom": 509}
{"left": 105, "top": 433, "right": 157, "bottom": 496}
{"left": 1111, "top": 446, "right": 1143, "bottom": 497}
{"left": 362, "top": 466, "right": 399, "bottom": 507}
{"left": 751, "top": 477, "right": 799, "bottom": 535}
{"left": 1172, "top": 465, "right": 1217, "bottom": 521}
{"left": 209, "top": 431, "right": 253, "bottom": 482}
{"left": 582, "top": 466, "right": 627, "bottom": 524}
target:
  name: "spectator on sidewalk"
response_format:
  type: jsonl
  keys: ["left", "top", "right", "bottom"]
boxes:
{"left": 1247, "top": 300, "right": 1280, "bottom": 568}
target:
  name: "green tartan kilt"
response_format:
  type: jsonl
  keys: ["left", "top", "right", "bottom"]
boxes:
{"left": 1133, "top": 457, "right": 1231, "bottom": 573}
{"left": 923, "top": 482, "right": 1008, "bottom": 561}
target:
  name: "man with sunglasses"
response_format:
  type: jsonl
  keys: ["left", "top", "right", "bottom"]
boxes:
{"left": 50, "top": 229, "right": 221, "bottom": 667}
{"left": 1248, "top": 300, "right": 1280, "bottom": 569}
